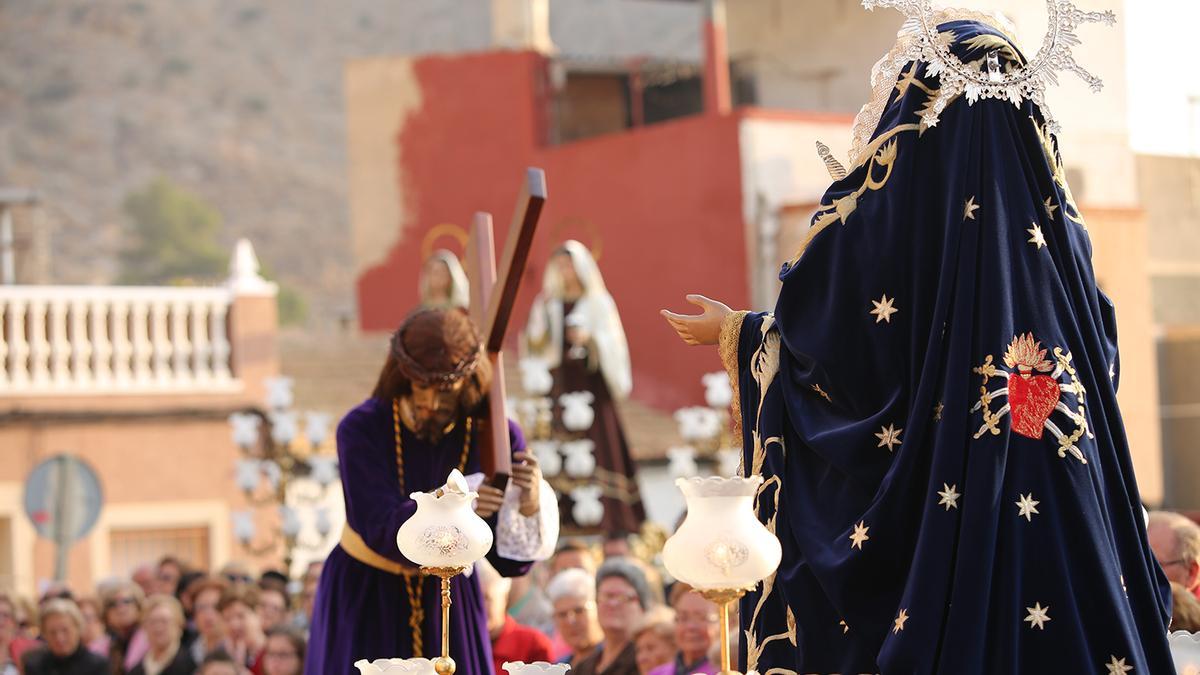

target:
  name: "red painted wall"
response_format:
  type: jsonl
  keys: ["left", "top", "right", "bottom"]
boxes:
{"left": 356, "top": 50, "right": 749, "bottom": 411}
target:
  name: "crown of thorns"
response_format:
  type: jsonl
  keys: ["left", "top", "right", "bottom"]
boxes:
{"left": 391, "top": 323, "right": 483, "bottom": 389}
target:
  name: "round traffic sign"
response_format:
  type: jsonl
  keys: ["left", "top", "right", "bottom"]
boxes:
{"left": 23, "top": 455, "right": 104, "bottom": 543}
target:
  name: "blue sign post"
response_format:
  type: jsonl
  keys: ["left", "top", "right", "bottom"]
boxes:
{"left": 23, "top": 455, "right": 104, "bottom": 582}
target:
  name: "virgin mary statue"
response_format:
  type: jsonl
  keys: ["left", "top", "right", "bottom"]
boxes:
{"left": 524, "top": 240, "right": 645, "bottom": 534}
{"left": 664, "top": 7, "right": 1174, "bottom": 674}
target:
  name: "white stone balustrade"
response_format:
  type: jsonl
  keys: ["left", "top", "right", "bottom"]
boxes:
{"left": 0, "top": 286, "right": 239, "bottom": 395}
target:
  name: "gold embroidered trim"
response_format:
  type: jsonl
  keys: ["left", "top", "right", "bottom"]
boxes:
{"left": 790, "top": 136, "right": 906, "bottom": 266}
{"left": 719, "top": 311, "right": 749, "bottom": 437}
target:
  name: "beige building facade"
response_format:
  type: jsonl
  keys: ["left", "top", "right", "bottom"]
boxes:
{"left": 0, "top": 242, "right": 283, "bottom": 596}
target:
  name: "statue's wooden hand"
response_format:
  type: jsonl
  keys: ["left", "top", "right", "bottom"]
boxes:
{"left": 475, "top": 485, "right": 505, "bottom": 518}
{"left": 660, "top": 295, "right": 733, "bottom": 346}
{"left": 512, "top": 451, "right": 542, "bottom": 517}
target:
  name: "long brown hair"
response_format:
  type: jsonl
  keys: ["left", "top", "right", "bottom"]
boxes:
{"left": 372, "top": 308, "right": 492, "bottom": 413}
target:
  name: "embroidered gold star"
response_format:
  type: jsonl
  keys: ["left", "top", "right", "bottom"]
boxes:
{"left": 893, "top": 608, "right": 909, "bottom": 634}
{"left": 1105, "top": 656, "right": 1133, "bottom": 674}
{"left": 839, "top": 620, "right": 849, "bottom": 634}
{"left": 933, "top": 401, "right": 944, "bottom": 422}
{"left": 937, "top": 483, "right": 961, "bottom": 511}
{"left": 1024, "top": 602, "right": 1051, "bottom": 630}
{"left": 1027, "top": 223, "right": 1047, "bottom": 249}
{"left": 1016, "top": 493, "right": 1041, "bottom": 522}
{"left": 811, "top": 384, "right": 833, "bottom": 403}
{"left": 870, "top": 295, "right": 898, "bottom": 324}
{"left": 1044, "top": 196, "right": 1059, "bottom": 218}
{"left": 876, "top": 424, "right": 903, "bottom": 452}
{"left": 964, "top": 196, "right": 980, "bottom": 221}
{"left": 850, "top": 521, "right": 870, "bottom": 550}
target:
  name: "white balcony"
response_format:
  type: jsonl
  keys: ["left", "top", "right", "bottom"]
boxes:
{"left": 0, "top": 239, "right": 275, "bottom": 396}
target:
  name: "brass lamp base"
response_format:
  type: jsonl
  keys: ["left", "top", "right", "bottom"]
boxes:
{"left": 698, "top": 587, "right": 751, "bottom": 675}
{"left": 421, "top": 566, "right": 469, "bottom": 674}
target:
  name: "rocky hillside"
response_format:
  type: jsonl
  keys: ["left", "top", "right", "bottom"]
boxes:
{"left": 0, "top": 0, "right": 698, "bottom": 324}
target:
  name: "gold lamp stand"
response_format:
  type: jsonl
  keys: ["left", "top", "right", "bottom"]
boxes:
{"left": 698, "top": 587, "right": 748, "bottom": 675}
{"left": 422, "top": 566, "right": 468, "bottom": 675}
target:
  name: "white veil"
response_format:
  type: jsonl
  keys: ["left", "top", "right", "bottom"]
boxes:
{"left": 419, "top": 249, "right": 470, "bottom": 310}
{"left": 523, "top": 240, "right": 633, "bottom": 399}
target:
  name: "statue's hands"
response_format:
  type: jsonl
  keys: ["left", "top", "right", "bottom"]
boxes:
{"left": 660, "top": 295, "right": 733, "bottom": 346}
{"left": 512, "top": 451, "right": 542, "bottom": 517}
{"left": 475, "top": 485, "right": 505, "bottom": 518}
{"left": 566, "top": 326, "right": 590, "bottom": 347}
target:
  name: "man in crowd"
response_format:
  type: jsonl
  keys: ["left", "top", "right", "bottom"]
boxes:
{"left": 480, "top": 561, "right": 554, "bottom": 672}
{"left": 1148, "top": 510, "right": 1200, "bottom": 599}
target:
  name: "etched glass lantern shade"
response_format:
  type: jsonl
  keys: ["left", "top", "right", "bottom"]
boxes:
{"left": 396, "top": 469, "right": 493, "bottom": 569}
{"left": 1170, "top": 631, "right": 1200, "bottom": 674}
{"left": 502, "top": 662, "right": 571, "bottom": 674}
{"left": 354, "top": 658, "right": 437, "bottom": 674}
{"left": 662, "top": 476, "right": 781, "bottom": 590}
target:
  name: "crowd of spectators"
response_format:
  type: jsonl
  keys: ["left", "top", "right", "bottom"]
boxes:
{"left": 0, "top": 556, "right": 316, "bottom": 675}
{"left": 487, "top": 531, "right": 730, "bottom": 675}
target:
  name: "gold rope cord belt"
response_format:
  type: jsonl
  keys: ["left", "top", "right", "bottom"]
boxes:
{"left": 333, "top": 399, "right": 473, "bottom": 657}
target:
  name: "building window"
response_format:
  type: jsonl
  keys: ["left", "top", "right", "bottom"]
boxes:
{"left": 109, "top": 526, "right": 209, "bottom": 578}
{"left": 553, "top": 72, "right": 631, "bottom": 144}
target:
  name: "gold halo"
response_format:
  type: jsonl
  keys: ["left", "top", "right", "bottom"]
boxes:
{"left": 420, "top": 223, "right": 469, "bottom": 260}
{"left": 547, "top": 216, "right": 603, "bottom": 262}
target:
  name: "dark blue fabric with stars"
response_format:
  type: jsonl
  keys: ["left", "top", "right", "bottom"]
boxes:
{"left": 732, "top": 19, "right": 1173, "bottom": 675}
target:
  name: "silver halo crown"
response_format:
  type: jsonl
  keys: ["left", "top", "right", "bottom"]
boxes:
{"left": 861, "top": 0, "right": 1116, "bottom": 133}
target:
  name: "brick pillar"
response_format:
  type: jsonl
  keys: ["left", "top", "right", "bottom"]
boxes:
{"left": 227, "top": 239, "right": 280, "bottom": 404}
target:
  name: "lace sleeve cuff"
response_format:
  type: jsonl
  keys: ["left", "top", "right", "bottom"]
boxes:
{"left": 496, "top": 478, "right": 560, "bottom": 562}
{"left": 718, "top": 310, "right": 749, "bottom": 437}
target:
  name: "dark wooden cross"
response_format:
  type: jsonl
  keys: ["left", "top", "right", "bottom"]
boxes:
{"left": 467, "top": 168, "right": 547, "bottom": 485}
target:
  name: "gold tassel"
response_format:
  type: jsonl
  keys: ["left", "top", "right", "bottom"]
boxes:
{"left": 816, "top": 141, "right": 847, "bottom": 181}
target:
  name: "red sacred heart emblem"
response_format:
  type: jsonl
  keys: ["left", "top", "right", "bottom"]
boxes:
{"left": 1008, "top": 370, "right": 1061, "bottom": 439}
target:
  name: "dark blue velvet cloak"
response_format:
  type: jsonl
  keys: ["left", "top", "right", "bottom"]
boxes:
{"left": 730, "top": 20, "right": 1174, "bottom": 675}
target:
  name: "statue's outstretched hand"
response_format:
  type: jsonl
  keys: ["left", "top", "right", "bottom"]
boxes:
{"left": 660, "top": 294, "right": 733, "bottom": 346}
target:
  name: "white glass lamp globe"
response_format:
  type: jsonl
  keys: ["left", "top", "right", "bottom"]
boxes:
{"left": 354, "top": 658, "right": 437, "bottom": 674}
{"left": 396, "top": 469, "right": 493, "bottom": 569}
{"left": 1170, "top": 631, "right": 1200, "bottom": 674}
{"left": 662, "top": 476, "right": 781, "bottom": 590}
{"left": 702, "top": 371, "right": 734, "bottom": 409}
{"left": 502, "top": 662, "right": 571, "bottom": 674}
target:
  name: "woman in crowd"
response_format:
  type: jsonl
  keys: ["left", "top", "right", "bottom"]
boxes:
{"left": 102, "top": 582, "right": 148, "bottom": 674}
{"left": 255, "top": 585, "right": 289, "bottom": 634}
{"left": 188, "top": 578, "right": 227, "bottom": 664}
{"left": 14, "top": 595, "right": 38, "bottom": 639}
{"left": 0, "top": 593, "right": 19, "bottom": 675}
{"left": 261, "top": 627, "right": 305, "bottom": 675}
{"left": 646, "top": 585, "right": 719, "bottom": 675}
{"left": 22, "top": 600, "right": 110, "bottom": 675}
{"left": 219, "top": 585, "right": 265, "bottom": 673}
{"left": 130, "top": 596, "right": 195, "bottom": 675}
{"left": 631, "top": 606, "right": 676, "bottom": 675}
{"left": 573, "top": 558, "right": 651, "bottom": 675}
{"left": 77, "top": 597, "right": 110, "bottom": 657}
{"left": 547, "top": 568, "right": 603, "bottom": 668}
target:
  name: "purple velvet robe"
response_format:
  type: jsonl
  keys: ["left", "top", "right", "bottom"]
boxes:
{"left": 305, "top": 398, "right": 533, "bottom": 675}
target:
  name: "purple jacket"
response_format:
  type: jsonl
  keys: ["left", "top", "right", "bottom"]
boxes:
{"left": 646, "top": 655, "right": 719, "bottom": 675}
